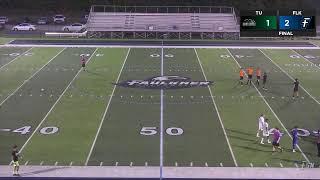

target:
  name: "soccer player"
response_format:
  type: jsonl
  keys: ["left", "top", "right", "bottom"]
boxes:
{"left": 262, "top": 72, "right": 267, "bottom": 90}
{"left": 239, "top": 68, "right": 245, "bottom": 85}
{"left": 256, "top": 114, "right": 265, "bottom": 137}
{"left": 12, "top": 145, "right": 20, "bottom": 176}
{"left": 291, "top": 126, "right": 299, "bottom": 152}
{"left": 256, "top": 67, "right": 262, "bottom": 86}
{"left": 246, "top": 66, "right": 254, "bottom": 85}
{"left": 293, "top": 78, "right": 299, "bottom": 97}
{"left": 261, "top": 118, "right": 271, "bottom": 144}
{"left": 81, "top": 55, "right": 86, "bottom": 71}
{"left": 272, "top": 127, "right": 283, "bottom": 153}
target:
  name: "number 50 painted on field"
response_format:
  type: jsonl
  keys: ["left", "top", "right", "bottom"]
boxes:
{"left": 140, "top": 127, "right": 183, "bottom": 136}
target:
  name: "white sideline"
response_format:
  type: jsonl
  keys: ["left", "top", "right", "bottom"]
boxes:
{"left": 0, "top": 166, "right": 319, "bottom": 178}
{"left": 85, "top": 48, "right": 131, "bottom": 165}
{"left": 227, "top": 48, "right": 310, "bottom": 163}
{"left": 18, "top": 48, "right": 99, "bottom": 157}
{"left": 2, "top": 44, "right": 320, "bottom": 49}
{"left": 194, "top": 48, "right": 238, "bottom": 167}
{"left": 0, "top": 47, "right": 66, "bottom": 108}
{"left": 0, "top": 47, "right": 33, "bottom": 71}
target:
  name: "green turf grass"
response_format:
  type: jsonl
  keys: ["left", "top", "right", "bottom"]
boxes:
{"left": 0, "top": 47, "right": 95, "bottom": 165}
{"left": 0, "top": 47, "right": 62, "bottom": 103}
{"left": 230, "top": 48, "right": 320, "bottom": 165}
{"left": 0, "top": 47, "right": 29, "bottom": 68}
{"left": 87, "top": 48, "right": 161, "bottom": 166}
{"left": 0, "top": 37, "right": 14, "bottom": 45}
{"left": 21, "top": 48, "right": 129, "bottom": 166}
{"left": 163, "top": 48, "right": 235, "bottom": 167}
{"left": 197, "top": 48, "right": 306, "bottom": 167}
{"left": 270, "top": 49, "right": 320, "bottom": 99}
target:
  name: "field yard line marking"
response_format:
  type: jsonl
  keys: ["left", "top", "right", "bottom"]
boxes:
{"left": 0, "top": 47, "right": 66, "bottom": 107}
{"left": 266, "top": 49, "right": 320, "bottom": 106}
{"left": 194, "top": 48, "right": 238, "bottom": 167}
{"left": 0, "top": 47, "right": 33, "bottom": 72}
{"left": 160, "top": 44, "right": 164, "bottom": 179}
{"left": 85, "top": 48, "right": 130, "bottom": 166}
{"left": 308, "top": 41, "right": 319, "bottom": 47}
{"left": 293, "top": 49, "right": 320, "bottom": 76}
{"left": 280, "top": 163, "right": 283, "bottom": 167}
{"left": 18, "top": 48, "right": 98, "bottom": 156}
{"left": 228, "top": 49, "right": 310, "bottom": 163}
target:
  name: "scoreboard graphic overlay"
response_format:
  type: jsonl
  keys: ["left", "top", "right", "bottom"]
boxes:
{"left": 240, "top": 10, "right": 316, "bottom": 37}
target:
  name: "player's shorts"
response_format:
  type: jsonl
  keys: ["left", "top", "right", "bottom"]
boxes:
{"left": 294, "top": 88, "right": 298, "bottom": 92}
{"left": 12, "top": 161, "right": 19, "bottom": 167}
{"left": 263, "top": 131, "right": 270, "bottom": 137}
{"left": 248, "top": 75, "right": 253, "bottom": 79}
{"left": 258, "top": 123, "right": 264, "bottom": 130}
{"left": 240, "top": 76, "right": 244, "bottom": 80}
{"left": 82, "top": 63, "right": 85, "bottom": 67}
{"left": 272, "top": 141, "right": 279, "bottom": 146}
{"left": 257, "top": 76, "right": 261, "bottom": 79}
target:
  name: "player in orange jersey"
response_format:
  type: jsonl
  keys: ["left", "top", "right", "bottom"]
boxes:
{"left": 256, "top": 67, "right": 262, "bottom": 86}
{"left": 246, "top": 66, "right": 254, "bottom": 85}
{"left": 239, "top": 68, "right": 245, "bottom": 85}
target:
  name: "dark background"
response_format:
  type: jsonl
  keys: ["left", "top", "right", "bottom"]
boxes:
{"left": 0, "top": 0, "right": 319, "bottom": 12}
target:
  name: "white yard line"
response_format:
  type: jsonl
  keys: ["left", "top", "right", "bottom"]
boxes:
{"left": 261, "top": 49, "right": 320, "bottom": 106}
{"left": 228, "top": 48, "right": 310, "bottom": 163}
{"left": 194, "top": 48, "right": 238, "bottom": 167}
{"left": 85, "top": 48, "right": 131, "bottom": 165}
{"left": 2, "top": 44, "right": 320, "bottom": 49}
{"left": 308, "top": 41, "right": 319, "bottom": 47}
{"left": 18, "top": 48, "right": 98, "bottom": 156}
{"left": 0, "top": 47, "right": 66, "bottom": 107}
{"left": 160, "top": 44, "right": 164, "bottom": 179}
{"left": 0, "top": 47, "right": 33, "bottom": 71}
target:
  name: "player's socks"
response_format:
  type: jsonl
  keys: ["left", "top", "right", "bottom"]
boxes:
{"left": 267, "top": 139, "right": 271, "bottom": 144}
{"left": 260, "top": 138, "right": 264, "bottom": 144}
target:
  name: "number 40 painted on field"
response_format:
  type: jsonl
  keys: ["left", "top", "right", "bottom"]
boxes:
{"left": 12, "top": 126, "right": 59, "bottom": 135}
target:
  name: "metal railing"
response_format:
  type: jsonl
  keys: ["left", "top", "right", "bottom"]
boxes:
{"left": 90, "top": 5, "right": 234, "bottom": 14}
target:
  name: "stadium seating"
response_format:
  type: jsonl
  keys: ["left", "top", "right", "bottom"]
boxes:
{"left": 87, "top": 12, "right": 238, "bottom": 32}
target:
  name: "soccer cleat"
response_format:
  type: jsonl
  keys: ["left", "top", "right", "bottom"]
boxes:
{"left": 267, "top": 140, "right": 271, "bottom": 144}
{"left": 293, "top": 149, "right": 296, "bottom": 152}
{"left": 260, "top": 141, "right": 264, "bottom": 144}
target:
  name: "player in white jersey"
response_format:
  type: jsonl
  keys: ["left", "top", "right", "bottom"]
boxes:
{"left": 260, "top": 118, "right": 271, "bottom": 144}
{"left": 256, "top": 114, "right": 265, "bottom": 137}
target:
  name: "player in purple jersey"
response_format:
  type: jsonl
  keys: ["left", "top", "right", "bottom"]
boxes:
{"left": 272, "top": 127, "right": 283, "bottom": 153}
{"left": 291, "top": 126, "right": 299, "bottom": 152}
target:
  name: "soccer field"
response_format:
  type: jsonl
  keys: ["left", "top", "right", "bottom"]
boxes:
{"left": 0, "top": 46, "right": 320, "bottom": 168}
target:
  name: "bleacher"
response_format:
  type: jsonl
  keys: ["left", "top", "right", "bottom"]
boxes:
{"left": 87, "top": 6, "right": 238, "bottom": 33}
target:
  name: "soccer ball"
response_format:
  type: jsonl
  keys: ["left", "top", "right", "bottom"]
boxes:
{"left": 40, "top": 88, "right": 45, "bottom": 92}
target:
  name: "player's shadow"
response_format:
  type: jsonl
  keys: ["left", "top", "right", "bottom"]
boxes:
{"left": 228, "top": 135, "right": 257, "bottom": 143}
{"left": 226, "top": 128, "right": 254, "bottom": 137}
{"left": 233, "top": 145, "right": 272, "bottom": 153}
{"left": 20, "top": 166, "right": 70, "bottom": 176}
